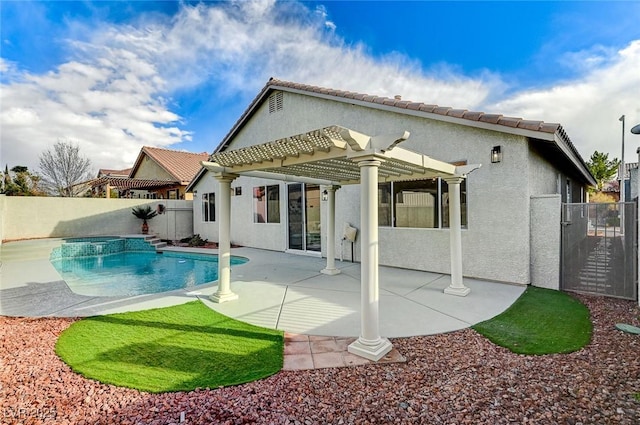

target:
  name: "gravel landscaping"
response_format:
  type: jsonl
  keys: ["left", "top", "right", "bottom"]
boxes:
{"left": 2, "top": 293, "right": 639, "bottom": 424}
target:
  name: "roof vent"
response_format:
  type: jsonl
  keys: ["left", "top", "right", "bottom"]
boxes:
{"left": 269, "top": 92, "right": 284, "bottom": 114}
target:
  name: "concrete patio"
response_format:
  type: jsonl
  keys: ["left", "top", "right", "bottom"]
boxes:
{"left": 0, "top": 239, "right": 526, "bottom": 368}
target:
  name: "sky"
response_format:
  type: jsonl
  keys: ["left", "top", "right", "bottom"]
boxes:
{"left": 1, "top": 0, "right": 640, "bottom": 174}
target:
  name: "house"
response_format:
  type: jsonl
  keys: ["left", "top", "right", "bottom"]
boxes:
{"left": 188, "top": 78, "right": 596, "bottom": 360}
{"left": 189, "top": 78, "right": 595, "bottom": 285}
{"left": 93, "top": 147, "right": 208, "bottom": 199}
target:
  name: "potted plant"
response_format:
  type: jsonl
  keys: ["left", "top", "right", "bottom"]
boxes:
{"left": 131, "top": 205, "right": 158, "bottom": 235}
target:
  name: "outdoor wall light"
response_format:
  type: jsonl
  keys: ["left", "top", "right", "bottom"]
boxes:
{"left": 491, "top": 145, "right": 502, "bottom": 163}
{"left": 322, "top": 190, "right": 328, "bottom": 201}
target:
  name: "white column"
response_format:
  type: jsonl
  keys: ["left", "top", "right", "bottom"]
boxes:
{"left": 211, "top": 173, "right": 239, "bottom": 303}
{"left": 321, "top": 185, "right": 341, "bottom": 275}
{"left": 348, "top": 158, "right": 392, "bottom": 361}
{"left": 443, "top": 176, "right": 470, "bottom": 296}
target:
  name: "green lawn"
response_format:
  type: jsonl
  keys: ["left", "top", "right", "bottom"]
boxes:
{"left": 56, "top": 300, "right": 284, "bottom": 393}
{"left": 472, "top": 286, "right": 592, "bottom": 355}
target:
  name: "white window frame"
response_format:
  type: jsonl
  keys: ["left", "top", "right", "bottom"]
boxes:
{"left": 253, "top": 184, "right": 281, "bottom": 223}
{"left": 379, "top": 178, "right": 467, "bottom": 229}
{"left": 202, "top": 192, "right": 215, "bottom": 222}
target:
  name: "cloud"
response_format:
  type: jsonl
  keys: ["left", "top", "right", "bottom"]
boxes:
{"left": 487, "top": 40, "right": 640, "bottom": 163}
{"left": 1, "top": 1, "right": 503, "bottom": 172}
{"left": 2, "top": 0, "right": 637, "bottom": 173}
{"left": 0, "top": 36, "right": 191, "bottom": 172}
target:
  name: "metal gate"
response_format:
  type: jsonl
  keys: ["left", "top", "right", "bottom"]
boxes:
{"left": 561, "top": 202, "right": 638, "bottom": 300}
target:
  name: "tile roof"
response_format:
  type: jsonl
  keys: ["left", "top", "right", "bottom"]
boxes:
{"left": 133, "top": 147, "right": 209, "bottom": 184}
{"left": 97, "top": 168, "right": 132, "bottom": 178}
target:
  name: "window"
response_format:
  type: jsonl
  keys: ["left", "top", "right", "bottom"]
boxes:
{"left": 202, "top": 193, "right": 215, "bottom": 222}
{"left": 254, "top": 185, "right": 280, "bottom": 223}
{"left": 378, "top": 178, "right": 467, "bottom": 228}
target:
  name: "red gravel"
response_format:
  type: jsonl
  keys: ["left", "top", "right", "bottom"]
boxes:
{"left": 2, "top": 293, "right": 639, "bottom": 424}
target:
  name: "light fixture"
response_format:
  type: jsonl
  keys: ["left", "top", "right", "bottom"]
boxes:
{"left": 491, "top": 145, "right": 502, "bottom": 163}
{"left": 322, "top": 190, "right": 328, "bottom": 201}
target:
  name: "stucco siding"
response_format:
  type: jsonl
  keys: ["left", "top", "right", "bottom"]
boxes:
{"left": 528, "top": 144, "right": 559, "bottom": 196}
{"left": 193, "top": 175, "right": 287, "bottom": 251}
{"left": 210, "top": 93, "right": 535, "bottom": 283}
{"left": 530, "top": 195, "right": 561, "bottom": 289}
{"left": 1, "top": 197, "right": 193, "bottom": 241}
{"left": 133, "top": 156, "right": 173, "bottom": 181}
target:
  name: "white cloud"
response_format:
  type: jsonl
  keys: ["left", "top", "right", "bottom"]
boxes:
{"left": 487, "top": 40, "right": 640, "bottom": 163}
{"left": 2, "top": 0, "right": 638, "bottom": 173}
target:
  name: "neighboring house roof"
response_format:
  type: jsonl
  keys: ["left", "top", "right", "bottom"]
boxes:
{"left": 97, "top": 168, "right": 132, "bottom": 178}
{"left": 204, "top": 78, "right": 595, "bottom": 188}
{"left": 129, "top": 146, "right": 209, "bottom": 185}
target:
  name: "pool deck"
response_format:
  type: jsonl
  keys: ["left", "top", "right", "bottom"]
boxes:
{"left": 1, "top": 238, "right": 525, "bottom": 368}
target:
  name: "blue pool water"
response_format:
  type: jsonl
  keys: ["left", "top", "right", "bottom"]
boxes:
{"left": 51, "top": 251, "right": 248, "bottom": 297}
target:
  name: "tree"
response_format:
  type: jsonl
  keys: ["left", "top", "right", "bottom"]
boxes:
{"left": 38, "top": 141, "right": 93, "bottom": 196}
{"left": 1, "top": 165, "right": 44, "bottom": 196}
{"left": 586, "top": 151, "right": 620, "bottom": 192}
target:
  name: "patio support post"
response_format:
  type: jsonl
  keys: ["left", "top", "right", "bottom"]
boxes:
{"left": 443, "top": 176, "right": 470, "bottom": 296}
{"left": 348, "top": 158, "right": 393, "bottom": 361}
{"left": 321, "top": 185, "right": 341, "bottom": 275}
{"left": 211, "top": 173, "right": 239, "bottom": 303}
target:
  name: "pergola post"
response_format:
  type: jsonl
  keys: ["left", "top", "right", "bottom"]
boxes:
{"left": 348, "top": 158, "right": 393, "bottom": 361}
{"left": 211, "top": 173, "right": 239, "bottom": 303}
{"left": 321, "top": 185, "right": 341, "bottom": 275}
{"left": 443, "top": 176, "right": 470, "bottom": 296}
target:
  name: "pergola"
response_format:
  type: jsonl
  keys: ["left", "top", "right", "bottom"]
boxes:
{"left": 91, "top": 177, "right": 178, "bottom": 197}
{"left": 201, "top": 125, "right": 480, "bottom": 360}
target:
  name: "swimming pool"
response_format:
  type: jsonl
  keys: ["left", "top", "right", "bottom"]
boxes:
{"left": 51, "top": 251, "right": 248, "bottom": 297}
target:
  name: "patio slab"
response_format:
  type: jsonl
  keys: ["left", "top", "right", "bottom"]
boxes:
{"left": 0, "top": 240, "right": 526, "bottom": 340}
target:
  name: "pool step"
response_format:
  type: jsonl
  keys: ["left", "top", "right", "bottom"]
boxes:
{"left": 145, "top": 236, "right": 167, "bottom": 250}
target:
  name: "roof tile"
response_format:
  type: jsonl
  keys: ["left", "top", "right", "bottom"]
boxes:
{"left": 447, "top": 109, "right": 467, "bottom": 118}
{"left": 433, "top": 107, "right": 452, "bottom": 116}
{"left": 418, "top": 104, "right": 437, "bottom": 113}
{"left": 496, "top": 117, "right": 522, "bottom": 128}
{"left": 478, "top": 114, "right": 503, "bottom": 124}
{"left": 517, "top": 120, "right": 544, "bottom": 131}
{"left": 461, "top": 111, "right": 483, "bottom": 120}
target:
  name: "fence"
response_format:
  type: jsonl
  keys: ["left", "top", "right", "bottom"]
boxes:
{"left": 561, "top": 202, "right": 637, "bottom": 300}
{"left": 0, "top": 195, "right": 194, "bottom": 243}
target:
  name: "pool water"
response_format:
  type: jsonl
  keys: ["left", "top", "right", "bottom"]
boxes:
{"left": 51, "top": 252, "right": 248, "bottom": 297}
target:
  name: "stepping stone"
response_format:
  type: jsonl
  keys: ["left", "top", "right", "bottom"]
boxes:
{"left": 615, "top": 323, "right": 640, "bottom": 334}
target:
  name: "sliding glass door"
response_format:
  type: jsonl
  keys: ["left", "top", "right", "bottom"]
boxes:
{"left": 287, "top": 183, "right": 321, "bottom": 252}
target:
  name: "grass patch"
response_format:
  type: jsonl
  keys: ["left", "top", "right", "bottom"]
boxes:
{"left": 55, "top": 300, "right": 283, "bottom": 393}
{"left": 472, "top": 286, "right": 592, "bottom": 355}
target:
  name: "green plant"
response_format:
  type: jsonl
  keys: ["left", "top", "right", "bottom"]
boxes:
{"left": 473, "top": 286, "right": 592, "bottom": 355}
{"left": 188, "top": 234, "right": 208, "bottom": 247}
{"left": 131, "top": 205, "right": 158, "bottom": 222}
{"left": 55, "top": 301, "right": 284, "bottom": 393}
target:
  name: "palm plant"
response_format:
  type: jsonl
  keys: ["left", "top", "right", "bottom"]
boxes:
{"left": 131, "top": 205, "right": 158, "bottom": 234}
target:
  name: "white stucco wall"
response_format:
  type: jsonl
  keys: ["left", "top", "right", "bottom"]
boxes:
{"left": 1, "top": 197, "right": 193, "bottom": 242}
{"left": 192, "top": 90, "right": 577, "bottom": 284}
{"left": 530, "top": 195, "right": 561, "bottom": 289}
{"left": 193, "top": 174, "right": 287, "bottom": 250}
